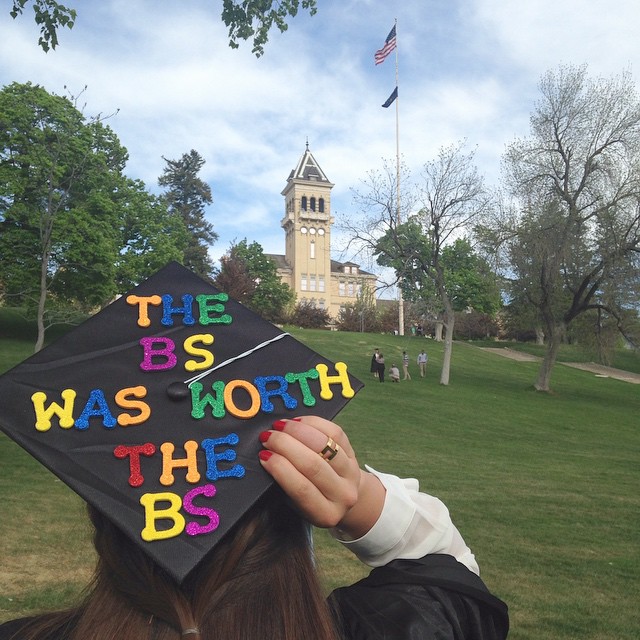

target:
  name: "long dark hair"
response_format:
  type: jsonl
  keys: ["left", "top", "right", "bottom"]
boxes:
{"left": 14, "top": 490, "right": 340, "bottom": 640}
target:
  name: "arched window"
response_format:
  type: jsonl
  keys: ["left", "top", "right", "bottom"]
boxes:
{"left": 319, "top": 198, "right": 325, "bottom": 213}
{"left": 310, "top": 197, "right": 316, "bottom": 211}
{"left": 301, "top": 196, "right": 307, "bottom": 211}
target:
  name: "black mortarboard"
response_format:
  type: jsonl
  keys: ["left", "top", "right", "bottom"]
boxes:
{"left": 0, "top": 262, "right": 362, "bottom": 584}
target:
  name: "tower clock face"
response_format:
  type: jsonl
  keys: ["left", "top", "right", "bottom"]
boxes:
{"left": 318, "top": 228, "right": 325, "bottom": 236}
{"left": 309, "top": 228, "right": 316, "bottom": 234}
{"left": 301, "top": 226, "right": 308, "bottom": 234}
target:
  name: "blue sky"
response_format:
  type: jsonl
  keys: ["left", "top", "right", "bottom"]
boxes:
{"left": 2, "top": 0, "right": 639, "bottom": 278}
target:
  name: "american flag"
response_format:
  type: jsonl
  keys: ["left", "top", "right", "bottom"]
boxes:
{"left": 374, "top": 25, "right": 396, "bottom": 65}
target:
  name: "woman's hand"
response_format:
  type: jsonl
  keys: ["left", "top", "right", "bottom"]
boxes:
{"left": 257, "top": 416, "right": 386, "bottom": 539}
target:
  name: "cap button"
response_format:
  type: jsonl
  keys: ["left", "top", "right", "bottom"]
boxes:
{"left": 167, "top": 381, "right": 190, "bottom": 400}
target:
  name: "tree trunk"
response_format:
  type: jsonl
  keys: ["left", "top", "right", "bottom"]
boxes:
{"left": 34, "top": 257, "right": 48, "bottom": 353}
{"left": 440, "top": 309, "right": 455, "bottom": 386}
{"left": 434, "top": 322, "right": 443, "bottom": 341}
{"left": 535, "top": 327, "right": 545, "bottom": 345}
{"left": 534, "top": 324, "right": 563, "bottom": 391}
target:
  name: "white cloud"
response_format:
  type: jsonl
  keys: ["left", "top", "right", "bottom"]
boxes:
{"left": 1, "top": 0, "right": 639, "bottom": 273}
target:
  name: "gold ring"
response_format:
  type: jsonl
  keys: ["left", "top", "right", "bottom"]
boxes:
{"left": 320, "top": 437, "right": 340, "bottom": 461}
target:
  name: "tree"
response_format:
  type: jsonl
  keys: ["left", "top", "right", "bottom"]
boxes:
{"left": 377, "top": 232, "right": 501, "bottom": 340}
{"left": 288, "top": 299, "right": 330, "bottom": 329}
{"left": 113, "top": 177, "right": 188, "bottom": 292}
{"left": 489, "top": 65, "right": 640, "bottom": 391}
{"left": 335, "top": 286, "right": 378, "bottom": 333}
{"left": 158, "top": 150, "right": 217, "bottom": 281}
{"left": 212, "top": 245, "right": 257, "bottom": 304}
{"left": 213, "top": 239, "right": 294, "bottom": 322}
{"left": 372, "top": 143, "right": 491, "bottom": 385}
{"left": 221, "top": 0, "right": 318, "bottom": 56}
{"left": 0, "top": 82, "right": 123, "bottom": 350}
{"left": 10, "top": 0, "right": 317, "bottom": 56}
{"left": 0, "top": 82, "right": 186, "bottom": 350}
{"left": 10, "top": 0, "right": 76, "bottom": 51}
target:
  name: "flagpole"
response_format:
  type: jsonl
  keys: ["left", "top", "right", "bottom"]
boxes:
{"left": 394, "top": 18, "right": 405, "bottom": 337}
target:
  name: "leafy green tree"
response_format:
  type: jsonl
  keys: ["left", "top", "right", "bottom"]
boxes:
{"left": 158, "top": 150, "right": 216, "bottom": 281}
{"left": 214, "top": 239, "right": 294, "bottom": 321}
{"left": 377, "top": 230, "right": 501, "bottom": 336}
{"left": 114, "top": 177, "right": 188, "bottom": 292}
{"left": 440, "top": 239, "right": 502, "bottom": 314}
{"left": 0, "top": 82, "right": 186, "bottom": 350}
{"left": 10, "top": 0, "right": 317, "bottom": 56}
{"left": 221, "top": 0, "right": 318, "bottom": 56}
{"left": 0, "top": 82, "right": 121, "bottom": 349}
{"left": 10, "top": 0, "right": 76, "bottom": 51}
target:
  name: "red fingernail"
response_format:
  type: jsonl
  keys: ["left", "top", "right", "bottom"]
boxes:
{"left": 272, "top": 420, "right": 287, "bottom": 431}
{"left": 259, "top": 431, "right": 271, "bottom": 443}
{"left": 259, "top": 450, "right": 272, "bottom": 461}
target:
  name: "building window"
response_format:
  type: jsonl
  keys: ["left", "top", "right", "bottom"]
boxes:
{"left": 309, "top": 275, "right": 316, "bottom": 291}
{"left": 352, "top": 266, "right": 358, "bottom": 275}
{"left": 348, "top": 282, "right": 354, "bottom": 296}
{"left": 301, "top": 274, "right": 307, "bottom": 291}
{"left": 310, "top": 197, "right": 316, "bottom": 211}
{"left": 344, "top": 266, "right": 350, "bottom": 274}
{"left": 318, "top": 276, "right": 325, "bottom": 292}
{"left": 319, "top": 198, "right": 325, "bottom": 213}
{"left": 310, "top": 240, "right": 315, "bottom": 259}
{"left": 318, "top": 299, "right": 325, "bottom": 309}
{"left": 339, "top": 281, "right": 345, "bottom": 296}
{"left": 301, "top": 196, "right": 307, "bottom": 211}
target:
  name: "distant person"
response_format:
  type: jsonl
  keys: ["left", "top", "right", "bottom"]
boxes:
{"left": 402, "top": 350, "right": 411, "bottom": 380}
{"left": 389, "top": 363, "right": 400, "bottom": 382}
{"left": 417, "top": 350, "right": 428, "bottom": 377}
{"left": 370, "top": 348, "right": 380, "bottom": 378}
{"left": 376, "top": 352, "right": 386, "bottom": 382}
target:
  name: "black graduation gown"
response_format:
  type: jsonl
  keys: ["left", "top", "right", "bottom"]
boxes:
{"left": 0, "top": 556, "right": 508, "bottom": 640}
{"left": 330, "top": 555, "right": 509, "bottom": 640}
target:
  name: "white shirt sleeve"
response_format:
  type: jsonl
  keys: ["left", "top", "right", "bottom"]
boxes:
{"left": 331, "top": 466, "right": 480, "bottom": 575}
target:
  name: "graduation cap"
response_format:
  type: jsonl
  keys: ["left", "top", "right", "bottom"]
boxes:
{"left": 0, "top": 262, "right": 363, "bottom": 584}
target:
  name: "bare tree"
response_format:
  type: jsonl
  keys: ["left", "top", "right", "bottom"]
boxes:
{"left": 339, "top": 158, "right": 415, "bottom": 292}
{"left": 493, "top": 64, "right": 640, "bottom": 391}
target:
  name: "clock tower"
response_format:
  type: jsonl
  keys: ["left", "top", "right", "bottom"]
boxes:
{"left": 280, "top": 144, "right": 334, "bottom": 310}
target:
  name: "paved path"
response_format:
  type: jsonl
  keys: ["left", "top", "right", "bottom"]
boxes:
{"left": 478, "top": 347, "right": 640, "bottom": 384}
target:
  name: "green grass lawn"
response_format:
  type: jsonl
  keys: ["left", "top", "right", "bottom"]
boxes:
{"left": 1, "top": 321, "right": 638, "bottom": 639}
